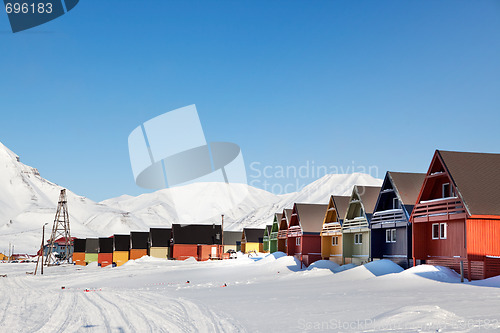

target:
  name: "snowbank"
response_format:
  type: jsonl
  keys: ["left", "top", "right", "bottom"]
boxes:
{"left": 306, "top": 260, "right": 340, "bottom": 271}
{"left": 398, "top": 264, "right": 463, "bottom": 283}
{"left": 363, "top": 259, "right": 404, "bottom": 276}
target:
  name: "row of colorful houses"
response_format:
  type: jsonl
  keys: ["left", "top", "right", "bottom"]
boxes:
{"left": 262, "top": 150, "right": 500, "bottom": 280}
{"left": 72, "top": 225, "right": 243, "bottom": 266}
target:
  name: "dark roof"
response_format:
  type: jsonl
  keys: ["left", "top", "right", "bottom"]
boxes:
{"left": 85, "top": 238, "right": 99, "bottom": 253}
{"left": 113, "top": 234, "right": 130, "bottom": 251}
{"left": 331, "top": 196, "right": 350, "bottom": 220}
{"left": 149, "top": 228, "right": 171, "bottom": 247}
{"left": 172, "top": 224, "right": 222, "bottom": 245}
{"left": 265, "top": 225, "right": 272, "bottom": 236}
{"left": 73, "top": 238, "right": 86, "bottom": 252}
{"left": 388, "top": 172, "right": 426, "bottom": 206}
{"left": 130, "top": 231, "right": 149, "bottom": 249}
{"left": 99, "top": 238, "right": 113, "bottom": 253}
{"left": 355, "top": 185, "right": 382, "bottom": 215}
{"left": 295, "top": 203, "right": 329, "bottom": 233}
{"left": 439, "top": 150, "right": 500, "bottom": 216}
{"left": 223, "top": 231, "right": 241, "bottom": 245}
{"left": 243, "top": 228, "right": 265, "bottom": 243}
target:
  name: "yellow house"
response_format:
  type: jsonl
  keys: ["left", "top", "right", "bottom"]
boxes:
{"left": 0, "top": 252, "right": 7, "bottom": 260}
{"left": 241, "top": 228, "right": 264, "bottom": 253}
{"left": 320, "top": 195, "right": 350, "bottom": 265}
{"left": 223, "top": 231, "right": 241, "bottom": 253}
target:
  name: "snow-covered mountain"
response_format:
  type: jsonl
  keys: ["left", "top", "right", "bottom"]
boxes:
{"left": 0, "top": 142, "right": 381, "bottom": 253}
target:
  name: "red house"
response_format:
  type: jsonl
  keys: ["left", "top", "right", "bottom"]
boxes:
{"left": 412, "top": 150, "right": 500, "bottom": 280}
{"left": 287, "top": 203, "right": 328, "bottom": 266}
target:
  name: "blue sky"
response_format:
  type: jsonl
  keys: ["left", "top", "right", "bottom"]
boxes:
{"left": 0, "top": 0, "right": 499, "bottom": 202}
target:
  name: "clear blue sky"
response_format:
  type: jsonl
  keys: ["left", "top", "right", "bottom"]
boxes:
{"left": 0, "top": 0, "right": 499, "bottom": 202}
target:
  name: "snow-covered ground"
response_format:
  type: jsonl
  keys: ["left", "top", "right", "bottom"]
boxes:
{"left": 1, "top": 255, "right": 500, "bottom": 332}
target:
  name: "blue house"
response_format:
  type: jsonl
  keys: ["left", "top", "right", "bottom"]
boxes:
{"left": 370, "top": 172, "right": 425, "bottom": 268}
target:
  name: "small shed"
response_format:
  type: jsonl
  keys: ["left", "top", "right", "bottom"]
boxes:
{"left": 320, "top": 195, "right": 350, "bottom": 264}
{"left": 130, "top": 231, "right": 149, "bottom": 260}
{"left": 287, "top": 203, "right": 328, "bottom": 266}
{"left": 149, "top": 228, "right": 171, "bottom": 259}
{"left": 223, "top": 231, "right": 241, "bottom": 253}
{"left": 241, "top": 228, "right": 264, "bottom": 253}
{"left": 73, "top": 238, "right": 86, "bottom": 266}
{"left": 113, "top": 234, "right": 130, "bottom": 266}
{"left": 85, "top": 238, "right": 99, "bottom": 264}
{"left": 98, "top": 237, "right": 113, "bottom": 267}
{"left": 342, "top": 185, "right": 381, "bottom": 265}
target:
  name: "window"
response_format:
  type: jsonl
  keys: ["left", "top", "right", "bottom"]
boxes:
{"left": 386, "top": 229, "right": 396, "bottom": 243}
{"left": 432, "top": 223, "right": 447, "bottom": 239}
{"left": 354, "top": 233, "right": 363, "bottom": 245}
{"left": 332, "top": 236, "right": 339, "bottom": 246}
{"left": 432, "top": 223, "right": 439, "bottom": 239}
{"left": 440, "top": 223, "right": 447, "bottom": 239}
{"left": 442, "top": 183, "right": 450, "bottom": 198}
{"left": 296, "top": 237, "right": 300, "bottom": 246}
{"left": 285, "top": 239, "right": 287, "bottom": 246}
{"left": 359, "top": 207, "right": 364, "bottom": 217}
{"left": 393, "top": 198, "right": 399, "bottom": 209}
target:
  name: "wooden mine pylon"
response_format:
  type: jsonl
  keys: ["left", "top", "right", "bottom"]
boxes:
{"left": 45, "top": 189, "right": 72, "bottom": 266}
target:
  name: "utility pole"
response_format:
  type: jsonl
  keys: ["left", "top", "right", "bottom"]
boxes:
{"left": 34, "top": 223, "right": 48, "bottom": 275}
{"left": 221, "top": 214, "right": 224, "bottom": 258}
{"left": 45, "top": 189, "right": 72, "bottom": 266}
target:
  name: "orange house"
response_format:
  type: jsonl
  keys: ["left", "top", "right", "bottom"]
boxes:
{"left": 320, "top": 195, "right": 350, "bottom": 265}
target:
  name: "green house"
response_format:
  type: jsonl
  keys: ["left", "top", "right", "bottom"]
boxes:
{"left": 269, "top": 213, "right": 282, "bottom": 253}
{"left": 263, "top": 225, "right": 272, "bottom": 252}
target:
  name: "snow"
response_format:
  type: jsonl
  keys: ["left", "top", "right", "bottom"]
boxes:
{"left": 0, "top": 141, "right": 382, "bottom": 253}
{"left": 2, "top": 258, "right": 500, "bottom": 332}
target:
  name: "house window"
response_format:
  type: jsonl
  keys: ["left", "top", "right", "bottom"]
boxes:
{"left": 285, "top": 239, "right": 287, "bottom": 246}
{"left": 332, "top": 236, "right": 339, "bottom": 246}
{"left": 432, "top": 223, "right": 447, "bottom": 239}
{"left": 386, "top": 229, "right": 396, "bottom": 243}
{"left": 216, "top": 233, "right": 220, "bottom": 240}
{"left": 354, "top": 233, "right": 363, "bottom": 245}
{"left": 393, "top": 198, "right": 399, "bottom": 209}
{"left": 296, "top": 237, "right": 300, "bottom": 246}
{"left": 359, "top": 207, "right": 364, "bottom": 217}
{"left": 440, "top": 223, "right": 447, "bottom": 239}
{"left": 442, "top": 183, "right": 450, "bottom": 198}
{"left": 432, "top": 223, "right": 439, "bottom": 239}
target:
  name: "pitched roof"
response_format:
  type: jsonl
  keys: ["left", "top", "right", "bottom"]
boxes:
{"left": 223, "top": 231, "right": 241, "bottom": 245}
{"left": 438, "top": 150, "right": 500, "bottom": 216}
{"left": 295, "top": 203, "right": 329, "bottom": 233}
{"left": 283, "top": 209, "right": 293, "bottom": 222}
{"left": 265, "top": 225, "right": 272, "bottom": 236}
{"left": 274, "top": 213, "right": 283, "bottom": 224}
{"left": 172, "top": 224, "right": 222, "bottom": 245}
{"left": 243, "top": 228, "right": 264, "bottom": 243}
{"left": 388, "top": 172, "right": 426, "bottom": 206}
{"left": 331, "top": 196, "right": 350, "bottom": 221}
{"left": 355, "top": 185, "right": 382, "bottom": 215}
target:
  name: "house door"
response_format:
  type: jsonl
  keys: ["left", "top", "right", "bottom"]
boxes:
{"left": 211, "top": 246, "right": 217, "bottom": 259}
